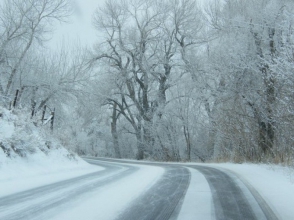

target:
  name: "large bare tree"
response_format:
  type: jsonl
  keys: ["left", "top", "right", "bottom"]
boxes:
{"left": 91, "top": 0, "right": 204, "bottom": 159}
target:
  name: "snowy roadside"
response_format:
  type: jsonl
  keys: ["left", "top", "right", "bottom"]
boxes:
{"left": 1, "top": 138, "right": 293, "bottom": 220}
{"left": 0, "top": 106, "right": 103, "bottom": 197}
{"left": 207, "top": 163, "right": 294, "bottom": 220}
{"left": 172, "top": 162, "right": 294, "bottom": 220}
{"left": 0, "top": 154, "right": 103, "bottom": 197}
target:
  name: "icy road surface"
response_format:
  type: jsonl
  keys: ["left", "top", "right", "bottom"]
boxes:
{"left": 0, "top": 158, "right": 280, "bottom": 220}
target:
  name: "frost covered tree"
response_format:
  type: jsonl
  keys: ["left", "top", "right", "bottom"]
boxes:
{"left": 90, "top": 0, "right": 206, "bottom": 160}
{"left": 0, "top": 0, "right": 71, "bottom": 99}
{"left": 205, "top": 0, "right": 294, "bottom": 162}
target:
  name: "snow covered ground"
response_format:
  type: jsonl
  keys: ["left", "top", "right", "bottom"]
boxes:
{"left": 0, "top": 158, "right": 164, "bottom": 220}
{"left": 0, "top": 106, "right": 103, "bottom": 197}
{"left": 0, "top": 154, "right": 102, "bottom": 197}
{"left": 48, "top": 160, "right": 164, "bottom": 220}
{"left": 0, "top": 155, "right": 293, "bottom": 219}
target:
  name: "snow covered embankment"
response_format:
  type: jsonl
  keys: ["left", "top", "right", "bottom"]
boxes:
{"left": 0, "top": 107, "right": 101, "bottom": 197}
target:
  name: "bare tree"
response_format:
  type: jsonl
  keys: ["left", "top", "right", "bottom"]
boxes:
{"left": 0, "top": 0, "right": 71, "bottom": 97}
{"left": 90, "top": 0, "right": 206, "bottom": 160}
{"left": 205, "top": 0, "right": 294, "bottom": 162}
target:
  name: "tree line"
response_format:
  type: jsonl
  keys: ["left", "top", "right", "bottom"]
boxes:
{"left": 1, "top": 0, "right": 294, "bottom": 164}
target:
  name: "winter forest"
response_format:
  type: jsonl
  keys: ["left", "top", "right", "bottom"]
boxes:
{"left": 1, "top": 0, "right": 294, "bottom": 164}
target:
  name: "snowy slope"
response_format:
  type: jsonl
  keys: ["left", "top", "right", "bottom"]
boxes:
{"left": 0, "top": 106, "right": 101, "bottom": 196}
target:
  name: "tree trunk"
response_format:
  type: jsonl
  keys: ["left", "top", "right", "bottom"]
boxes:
{"left": 135, "top": 117, "right": 144, "bottom": 160}
{"left": 0, "top": 81, "right": 3, "bottom": 95}
{"left": 258, "top": 75, "right": 275, "bottom": 155}
{"left": 4, "top": 32, "right": 34, "bottom": 96}
{"left": 142, "top": 120, "right": 154, "bottom": 157}
{"left": 205, "top": 101, "right": 216, "bottom": 158}
{"left": 136, "top": 132, "right": 144, "bottom": 160}
{"left": 251, "top": 27, "right": 276, "bottom": 155}
{"left": 111, "top": 103, "right": 121, "bottom": 158}
{"left": 183, "top": 125, "right": 191, "bottom": 161}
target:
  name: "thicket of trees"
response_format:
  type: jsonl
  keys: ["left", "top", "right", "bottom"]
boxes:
{"left": 204, "top": 0, "right": 294, "bottom": 163}
{"left": 1, "top": 0, "right": 294, "bottom": 164}
{"left": 0, "top": 0, "right": 94, "bottom": 144}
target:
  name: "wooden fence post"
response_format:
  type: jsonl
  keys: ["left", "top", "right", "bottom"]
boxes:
{"left": 13, "top": 89, "right": 19, "bottom": 108}
{"left": 50, "top": 108, "right": 55, "bottom": 132}
{"left": 41, "top": 105, "right": 47, "bottom": 124}
{"left": 31, "top": 100, "right": 36, "bottom": 118}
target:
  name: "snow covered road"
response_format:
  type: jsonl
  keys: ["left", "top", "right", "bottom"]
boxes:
{"left": 0, "top": 161, "right": 139, "bottom": 219}
{"left": 91, "top": 158, "right": 279, "bottom": 220}
{"left": 0, "top": 157, "right": 285, "bottom": 220}
{"left": 188, "top": 165, "right": 277, "bottom": 220}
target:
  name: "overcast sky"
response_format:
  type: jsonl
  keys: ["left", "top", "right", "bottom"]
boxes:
{"left": 49, "top": 0, "right": 208, "bottom": 50}
{"left": 48, "top": 0, "right": 105, "bottom": 50}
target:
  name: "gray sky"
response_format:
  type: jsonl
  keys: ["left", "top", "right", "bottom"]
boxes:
{"left": 49, "top": 0, "right": 208, "bottom": 50}
{"left": 49, "top": 0, "right": 105, "bottom": 50}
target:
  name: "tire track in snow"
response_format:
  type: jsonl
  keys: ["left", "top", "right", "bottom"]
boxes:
{"left": 116, "top": 166, "right": 190, "bottom": 220}
{"left": 189, "top": 165, "right": 278, "bottom": 220}
{"left": 83, "top": 158, "right": 279, "bottom": 220}
{"left": 92, "top": 158, "right": 191, "bottom": 220}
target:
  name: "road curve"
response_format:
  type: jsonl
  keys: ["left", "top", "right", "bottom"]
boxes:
{"left": 0, "top": 160, "right": 138, "bottom": 220}
{"left": 92, "top": 158, "right": 278, "bottom": 220}
{"left": 0, "top": 157, "right": 278, "bottom": 220}
{"left": 189, "top": 165, "right": 278, "bottom": 220}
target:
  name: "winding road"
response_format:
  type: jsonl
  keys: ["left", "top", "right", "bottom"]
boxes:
{"left": 0, "top": 157, "right": 278, "bottom": 220}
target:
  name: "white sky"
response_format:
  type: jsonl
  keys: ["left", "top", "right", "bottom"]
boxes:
{"left": 48, "top": 0, "right": 208, "bottom": 50}
{"left": 48, "top": 0, "right": 105, "bottom": 50}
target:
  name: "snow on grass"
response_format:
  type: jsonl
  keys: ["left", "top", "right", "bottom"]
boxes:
{"left": 0, "top": 118, "right": 14, "bottom": 139}
{"left": 0, "top": 106, "right": 18, "bottom": 134}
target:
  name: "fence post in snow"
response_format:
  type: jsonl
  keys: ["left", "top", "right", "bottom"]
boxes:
{"left": 41, "top": 105, "right": 47, "bottom": 124}
{"left": 50, "top": 108, "right": 55, "bottom": 132}
{"left": 13, "top": 89, "right": 19, "bottom": 108}
{"left": 31, "top": 100, "right": 36, "bottom": 118}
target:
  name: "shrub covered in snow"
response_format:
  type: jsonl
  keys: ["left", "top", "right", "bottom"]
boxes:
{"left": 0, "top": 106, "right": 79, "bottom": 167}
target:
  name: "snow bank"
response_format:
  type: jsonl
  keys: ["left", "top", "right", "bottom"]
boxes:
{"left": 0, "top": 106, "right": 101, "bottom": 196}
